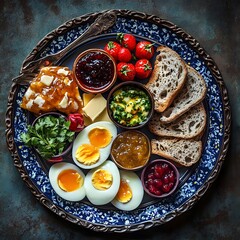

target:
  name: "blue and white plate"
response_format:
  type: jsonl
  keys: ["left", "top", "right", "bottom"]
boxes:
{"left": 6, "top": 10, "right": 231, "bottom": 233}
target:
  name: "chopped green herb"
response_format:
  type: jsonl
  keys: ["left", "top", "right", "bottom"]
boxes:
{"left": 21, "top": 115, "right": 75, "bottom": 159}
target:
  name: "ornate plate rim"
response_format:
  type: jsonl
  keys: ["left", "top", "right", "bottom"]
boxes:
{"left": 5, "top": 9, "right": 231, "bottom": 233}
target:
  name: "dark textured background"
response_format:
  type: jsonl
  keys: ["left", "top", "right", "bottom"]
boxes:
{"left": 1, "top": 0, "right": 240, "bottom": 239}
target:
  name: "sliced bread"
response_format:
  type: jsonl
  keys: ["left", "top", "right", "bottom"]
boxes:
{"left": 159, "top": 65, "right": 207, "bottom": 123}
{"left": 146, "top": 45, "right": 187, "bottom": 112}
{"left": 148, "top": 103, "right": 206, "bottom": 139}
{"left": 151, "top": 138, "right": 202, "bottom": 167}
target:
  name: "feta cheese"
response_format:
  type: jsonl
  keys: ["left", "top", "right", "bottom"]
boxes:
{"left": 34, "top": 96, "right": 45, "bottom": 107}
{"left": 25, "top": 88, "right": 35, "bottom": 100}
{"left": 57, "top": 68, "right": 69, "bottom": 76}
{"left": 40, "top": 75, "right": 54, "bottom": 86}
{"left": 63, "top": 77, "right": 70, "bottom": 86}
{"left": 73, "top": 101, "right": 78, "bottom": 110}
{"left": 26, "top": 99, "right": 34, "bottom": 109}
{"left": 59, "top": 92, "right": 68, "bottom": 108}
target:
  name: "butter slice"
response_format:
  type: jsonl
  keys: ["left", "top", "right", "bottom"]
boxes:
{"left": 82, "top": 93, "right": 106, "bottom": 122}
{"left": 95, "top": 109, "right": 112, "bottom": 122}
{"left": 83, "top": 109, "right": 112, "bottom": 127}
{"left": 83, "top": 93, "right": 95, "bottom": 106}
{"left": 83, "top": 115, "right": 92, "bottom": 126}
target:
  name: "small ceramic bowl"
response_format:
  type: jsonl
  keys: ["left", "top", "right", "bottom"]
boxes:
{"left": 141, "top": 159, "right": 180, "bottom": 198}
{"left": 32, "top": 112, "right": 74, "bottom": 163}
{"left": 72, "top": 48, "right": 117, "bottom": 94}
{"left": 107, "top": 81, "right": 154, "bottom": 129}
{"left": 110, "top": 130, "right": 151, "bottom": 171}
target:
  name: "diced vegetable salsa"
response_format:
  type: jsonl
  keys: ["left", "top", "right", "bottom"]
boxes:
{"left": 110, "top": 86, "right": 151, "bottom": 127}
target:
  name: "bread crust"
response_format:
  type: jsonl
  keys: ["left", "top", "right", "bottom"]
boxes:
{"left": 146, "top": 46, "right": 187, "bottom": 112}
{"left": 159, "top": 65, "right": 207, "bottom": 123}
{"left": 148, "top": 103, "right": 207, "bottom": 139}
{"left": 151, "top": 138, "right": 202, "bottom": 167}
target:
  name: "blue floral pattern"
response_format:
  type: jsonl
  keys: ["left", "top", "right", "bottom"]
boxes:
{"left": 13, "top": 17, "right": 224, "bottom": 227}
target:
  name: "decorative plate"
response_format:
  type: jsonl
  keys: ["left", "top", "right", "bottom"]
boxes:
{"left": 6, "top": 10, "right": 231, "bottom": 233}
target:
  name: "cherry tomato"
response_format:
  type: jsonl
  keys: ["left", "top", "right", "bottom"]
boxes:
{"left": 117, "top": 47, "right": 132, "bottom": 62}
{"left": 135, "top": 41, "right": 155, "bottom": 60}
{"left": 135, "top": 59, "right": 152, "bottom": 79}
{"left": 117, "top": 62, "right": 136, "bottom": 81}
{"left": 104, "top": 41, "right": 121, "bottom": 61}
{"left": 117, "top": 33, "right": 137, "bottom": 51}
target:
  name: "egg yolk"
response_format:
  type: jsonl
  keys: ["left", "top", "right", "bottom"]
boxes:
{"left": 57, "top": 169, "right": 83, "bottom": 192}
{"left": 91, "top": 169, "right": 113, "bottom": 190}
{"left": 75, "top": 144, "right": 100, "bottom": 165}
{"left": 88, "top": 127, "right": 112, "bottom": 148}
{"left": 115, "top": 179, "right": 132, "bottom": 203}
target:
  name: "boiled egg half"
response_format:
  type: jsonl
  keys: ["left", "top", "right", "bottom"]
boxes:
{"left": 84, "top": 160, "right": 120, "bottom": 205}
{"left": 72, "top": 121, "right": 117, "bottom": 169}
{"left": 49, "top": 162, "right": 85, "bottom": 201}
{"left": 111, "top": 170, "right": 144, "bottom": 211}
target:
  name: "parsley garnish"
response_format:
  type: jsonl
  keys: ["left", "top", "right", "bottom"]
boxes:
{"left": 21, "top": 115, "right": 75, "bottom": 159}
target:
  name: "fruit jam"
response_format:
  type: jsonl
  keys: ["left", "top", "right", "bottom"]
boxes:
{"left": 142, "top": 160, "right": 179, "bottom": 197}
{"left": 75, "top": 51, "right": 115, "bottom": 90}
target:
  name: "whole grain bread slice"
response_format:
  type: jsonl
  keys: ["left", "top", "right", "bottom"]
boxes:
{"left": 148, "top": 103, "right": 206, "bottom": 139}
{"left": 146, "top": 45, "right": 187, "bottom": 112}
{"left": 159, "top": 65, "right": 207, "bottom": 123}
{"left": 151, "top": 138, "right": 202, "bottom": 167}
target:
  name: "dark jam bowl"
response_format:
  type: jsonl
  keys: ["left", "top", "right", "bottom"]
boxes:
{"left": 141, "top": 159, "right": 180, "bottom": 198}
{"left": 32, "top": 112, "right": 73, "bottom": 163}
{"left": 107, "top": 81, "right": 154, "bottom": 130}
{"left": 73, "top": 48, "right": 117, "bottom": 94}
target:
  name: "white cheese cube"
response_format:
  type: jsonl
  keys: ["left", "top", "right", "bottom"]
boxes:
{"left": 57, "top": 68, "right": 69, "bottom": 76}
{"left": 73, "top": 101, "right": 78, "bottom": 110}
{"left": 34, "top": 96, "right": 45, "bottom": 107}
{"left": 25, "top": 88, "right": 35, "bottom": 100}
{"left": 59, "top": 92, "right": 68, "bottom": 108}
{"left": 40, "top": 75, "right": 54, "bottom": 86}
{"left": 26, "top": 99, "right": 34, "bottom": 109}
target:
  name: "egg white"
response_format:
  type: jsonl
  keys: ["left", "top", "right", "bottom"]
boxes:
{"left": 84, "top": 160, "right": 120, "bottom": 205}
{"left": 49, "top": 162, "right": 86, "bottom": 201}
{"left": 72, "top": 121, "right": 117, "bottom": 169}
{"left": 111, "top": 170, "right": 144, "bottom": 211}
